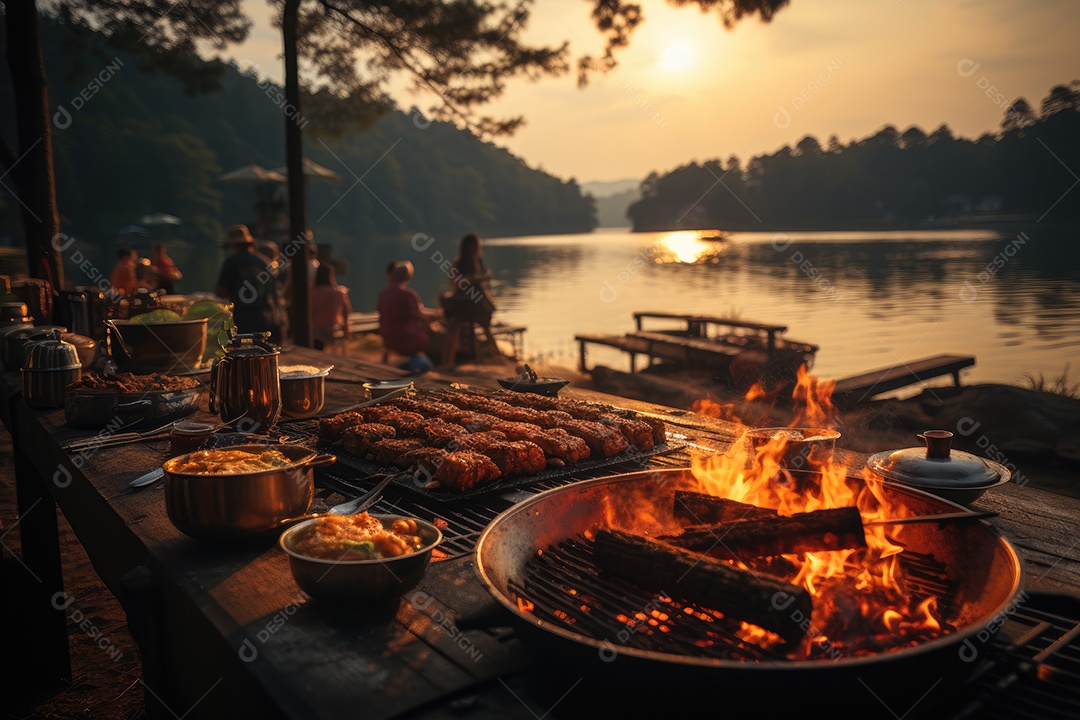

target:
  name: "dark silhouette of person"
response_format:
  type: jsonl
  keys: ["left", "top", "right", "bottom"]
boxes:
{"left": 215, "top": 224, "right": 285, "bottom": 344}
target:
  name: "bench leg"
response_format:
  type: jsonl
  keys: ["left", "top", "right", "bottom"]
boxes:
{"left": 578, "top": 341, "right": 587, "bottom": 372}
{"left": 630, "top": 353, "right": 636, "bottom": 374}
{"left": 952, "top": 370, "right": 962, "bottom": 386}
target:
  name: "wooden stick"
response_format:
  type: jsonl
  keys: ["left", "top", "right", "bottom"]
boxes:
{"left": 593, "top": 529, "right": 812, "bottom": 643}
{"left": 673, "top": 490, "right": 777, "bottom": 525}
{"left": 661, "top": 506, "right": 866, "bottom": 559}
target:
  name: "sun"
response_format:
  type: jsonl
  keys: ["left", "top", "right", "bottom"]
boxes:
{"left": 658, "top": 43, "right": 694, "bottom": 72}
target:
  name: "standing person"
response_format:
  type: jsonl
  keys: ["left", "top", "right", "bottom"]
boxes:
{"left": 109, "top": 248, "right": 138, "bottom": 296}
{"left": 311, "top": 264, "right": 352, "bottom": 355}
{"left": 152, "top": 244, "right": 182, "bottom": 294}
{"left": 214, "top": 224, "right": 285, "bottom": 344}
{"left": 438, "top": 233, "right": 497, "bottom": 369}
{"left": 378, "top": 260, "right": 440, "bottom": 375}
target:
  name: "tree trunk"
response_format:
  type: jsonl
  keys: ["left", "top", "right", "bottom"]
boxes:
{"left": 5, "top": 0, "right": 65, "bottom": 300}
{"left": 282, "top": 0, "right": 311, "bottom": 347}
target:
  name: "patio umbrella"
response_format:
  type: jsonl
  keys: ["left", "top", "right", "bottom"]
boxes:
{"left": 217, "top": 164, "right": 287, "bottom": 184}
{"left": 139, "top": 212, "right": 182, "bottom": 226}
{"left": 117, "top": 225, "right": 150, "bottom": 237}
{"left": 269, "top": 157, "right": 342, "bottom": 182}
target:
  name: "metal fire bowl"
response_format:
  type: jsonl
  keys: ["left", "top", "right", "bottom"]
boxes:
{"left": 475, "top": 468, "right": 1023, "bottom": 698}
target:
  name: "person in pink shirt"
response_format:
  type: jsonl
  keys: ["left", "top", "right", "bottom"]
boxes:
{"left": 311, "top": 264, "right": 352, "bottom": 354}
{"left": 376, "top": 260, "right": 440, "bottom": 374}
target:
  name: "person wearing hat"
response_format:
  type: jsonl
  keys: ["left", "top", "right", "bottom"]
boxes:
{"left": 376, "top": 260, "right": 440, "bottom": 374}
{"left": 215, "top": 224, "right": 286, "bottom": 344}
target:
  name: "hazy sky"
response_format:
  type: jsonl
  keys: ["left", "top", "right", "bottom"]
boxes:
{"left": 227, "top": 0, "right": 1080, "bottom": 184}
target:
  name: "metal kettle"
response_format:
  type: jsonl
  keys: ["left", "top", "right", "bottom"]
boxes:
{"left": 209, "top": 333, "right": 282, "bottom": 433}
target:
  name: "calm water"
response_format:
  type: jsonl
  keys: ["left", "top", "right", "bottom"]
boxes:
{"left": 357, "top": 227, "right": 1080, "bottom": 392}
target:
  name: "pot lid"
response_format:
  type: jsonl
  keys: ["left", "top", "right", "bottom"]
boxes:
{"left": 866, "top": 430, "right": 1005, "bottom": 488}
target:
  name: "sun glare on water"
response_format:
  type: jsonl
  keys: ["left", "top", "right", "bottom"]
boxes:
{"left": 659, "top": 43, "right": 694, "bottom": 71}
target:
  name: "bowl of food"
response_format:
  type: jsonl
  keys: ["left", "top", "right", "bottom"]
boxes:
{"left": 279, "top": 513, "right": 442, "bottom": 606}
{"left": 106, "top": 314, "right": 208, "bottom": 373}
{"left": 497, "top": 363, "right": 570, "bottom": 397}
{"left": 279, "top": 364, "right": 333, "bottom": 419}
{"left": 163, "top": 443, "right": 336, "bottom": 542}
{"left": 744, "top": 426, "right": 841, "bottom": 470}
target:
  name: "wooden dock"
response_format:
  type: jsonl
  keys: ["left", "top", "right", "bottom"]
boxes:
{"left": 831, "top": 353, "right": 976, "bottom": 406}
{"left": 576, "top": 312, "right": 817, "bottom": 380}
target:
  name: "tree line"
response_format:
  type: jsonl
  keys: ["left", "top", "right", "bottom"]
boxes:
{"left": 0, "top": 16, "right": 596, "bottom": 261}
{"left": 628, "top": 82, "right": 1080, "bottom": 231}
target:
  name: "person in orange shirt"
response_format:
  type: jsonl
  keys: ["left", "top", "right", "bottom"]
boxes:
{"left": 109, "top": 248, "right": 137, "bottom": 296}
{"left": 311, "top": 263, "right": 352, "bottom": 355}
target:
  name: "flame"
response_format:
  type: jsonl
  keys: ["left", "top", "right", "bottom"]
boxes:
{"left": 790, "top": 364, "right": 837, "bottom": 428}
{"left": 690, "top": 396, "right": 745, "bottom": 424}
{"left": 688, "top": 431, "right": 942, "bottom": 655}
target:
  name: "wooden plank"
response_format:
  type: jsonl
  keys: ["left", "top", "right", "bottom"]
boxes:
{"left": 634, "top": 311, "right": 788, "bottom": 335}
{"left": 832, "top": 354, "right": 975, "bottom": 403}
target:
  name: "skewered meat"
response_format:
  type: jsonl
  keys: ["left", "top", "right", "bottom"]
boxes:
{"left": 395, "top": 419, "right": 470, "bottom": 447}
{"left": 482, "top": 440, "right": 547, "bottom": 475}
{"left": 388, "top": 397, "right": 468, "bottom": 420}
{"left": 489, "top": 389, "right": 667, "bottom": 444}
{"left": 599, "top": 414, "right": 655, "bottom": 450}
{"left": 474, "top": 420, "right": 590, "bottom": 464}
{"left": 342, "top": 423, "right": 396, "bottom": 456}
{"left": 450, "top": 431, "right": 509, "bottom": 452}
{"left": 360, "top": 408, "right": 424, "bottom": 430}
{"left": 436, "top": 393, "right": 573, "bottom": 429}
{"left": 318, "top": 412, "right": 366, "bottom": 444}
{"left": 368, "top": 438, "right": 427, "bottom": 464}
{"left": 398, "top": 447, "right": 447, "bottom": 474}
{"left": 430, "top": 451, "right": 502, "bottom": 491}
{"left": 555, "top": 419, "right": 630, "bottom": 457}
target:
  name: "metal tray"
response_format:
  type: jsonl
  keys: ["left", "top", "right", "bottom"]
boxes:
{"left": 322, "top": 438, "right": 685, "bottom": 502}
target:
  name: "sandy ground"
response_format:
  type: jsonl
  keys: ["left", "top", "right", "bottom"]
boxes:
{"left": 3, "top": 331, "right": 1075, "bottom": 718}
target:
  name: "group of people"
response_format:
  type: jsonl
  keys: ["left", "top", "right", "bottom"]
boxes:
{"left": 109, "top": 244, "right": 183, "bottom": 296}
{"left": 115, "top": 224, "right": 493, "bottom": 371}
{"left": 214, "top": 224, "right": 351, "bottom": 350}
{"left": 377, "top": 232, "right": 497, "bottom": 374}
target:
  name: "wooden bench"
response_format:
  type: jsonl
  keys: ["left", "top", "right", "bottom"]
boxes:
{"left": 350, "top": 311, "right": 527, "bottom": 361}
{"left": 831, "top": 354, "right": 976, "bottom": 406}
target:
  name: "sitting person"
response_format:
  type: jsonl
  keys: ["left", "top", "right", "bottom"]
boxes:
{"left": 376, "top": 260, "right": 439, "bottom": 374}
{"left": 311, "top": 263, "right": 352, "bottom": 355}
{"left": 438, "top": 233, "right": 497, "bottom": 368}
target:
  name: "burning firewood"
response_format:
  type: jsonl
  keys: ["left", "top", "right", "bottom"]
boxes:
{"left": 673, "top": 490, "right": 778, "bottom": 525}
{"left": 592, "top": 529, "right": 812, "bottom": 643}
{"left": 660, "top": 506, "right": 867, "bottom": 560}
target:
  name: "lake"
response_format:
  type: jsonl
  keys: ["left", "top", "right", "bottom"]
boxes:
{"left": 352, "top": 227, "right": 1080, "bottom": 393}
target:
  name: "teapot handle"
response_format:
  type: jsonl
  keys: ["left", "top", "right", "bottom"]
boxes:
{"left": 208, "top": 355, "right": 226, "bottom": 414}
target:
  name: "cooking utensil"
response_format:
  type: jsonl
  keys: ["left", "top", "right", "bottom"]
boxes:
{"left": 743, "top": 426, "right": 840, "bottom": 470}
{"left": 4, "top": 325, "right": 66, "bottom": 371}
{"left": 864, "top": 509, "right": 999, "bottom": 526}
{"left": 129, "top": 467, "right": 165, "bottom": 488}
{"left": 21, "top": 330, "right": 82, "bottom": 409}
{"left": 63, "top": 420, "right": 179, "bottom": 452}
{"left": 163, "top": 443, "right": 335, "bottom": 542}
{"left": 61, "top": 332, "right": 98, "bottom": 369}
{"left": 279, "top": 365, "right": 332, "bottom": 419}
{"left": 64, "top": 386, "right": 203, "bottom": 428}
{"left": 209, "top": 333, "right": 282, "bottom": 433}
{"left": 474, "top": 467, "right": 1022, "bottom": 696}
{"left": 279, "top": 513, "right": 442, "bottom": 606}
{"left": 105, "top": 317, "right": 208, "bottom": 374}
{"left": 362, "top": 379, "right": 414, "bottom": 400}
{"left": 280, "top": 384, "right": 411, "bottom": 423}
{"left": 865, "top": 430, "right": 1011, "bottom": 506}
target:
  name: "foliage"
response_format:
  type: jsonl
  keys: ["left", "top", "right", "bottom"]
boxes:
{"left": 1022, "top": 364, "right": 1080, "bottom": 399}
{"left": 628, "top": 85, "right": 1080, "bottom": 231}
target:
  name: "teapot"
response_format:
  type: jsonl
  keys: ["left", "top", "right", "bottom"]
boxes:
{"left": 209, "top": 333, "right": 282, "bottom": 433}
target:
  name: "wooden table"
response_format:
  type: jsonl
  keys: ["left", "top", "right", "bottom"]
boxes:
{"left": 5, "top": 347, "right": 1080, "bottom": 719}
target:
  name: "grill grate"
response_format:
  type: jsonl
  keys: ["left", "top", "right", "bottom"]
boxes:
{"left": 913, "top": 592, "right": 1080, "bottom": 720}
{"left": 511, "top": 533, "right": 954, "bottom": 663}
{"left": 312, "top": 449, "right": 688, "bottom": 560}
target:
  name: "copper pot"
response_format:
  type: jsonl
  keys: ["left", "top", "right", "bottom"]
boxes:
{"left": 163, "top": 443, "right": 335, "bottom": 542}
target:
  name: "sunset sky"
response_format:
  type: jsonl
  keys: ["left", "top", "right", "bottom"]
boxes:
{"left": 230, "top": 0, "right": 1080, "bottom": 184}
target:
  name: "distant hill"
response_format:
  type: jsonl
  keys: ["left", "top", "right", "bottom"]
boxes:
{"left": 582, "top": 179, "right": 641, "bottom": 227}
{"left": 582, "top": 179, "right": 640, "bottom": 198}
